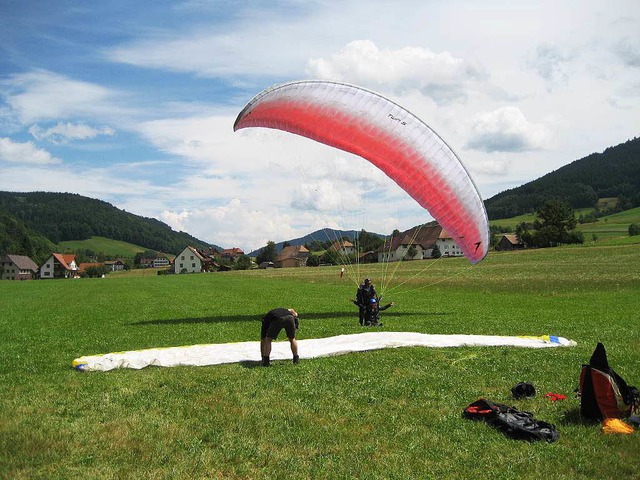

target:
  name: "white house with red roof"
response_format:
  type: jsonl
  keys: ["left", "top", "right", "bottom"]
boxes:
{"left": 39, "top": 253, "right": 79, "bottom": 279}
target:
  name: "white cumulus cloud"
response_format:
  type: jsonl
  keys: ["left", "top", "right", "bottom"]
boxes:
{"left": 465, "top": 107, "right": 552, "bottom": 153}
{"left": 307, "top": 40, "right": 487, "bottom": 104}
{"left": 0, "top": 137, "right": 61, "bottom": 165}
{"left": 2, "top": 70, "right": 124, "bottom": 124}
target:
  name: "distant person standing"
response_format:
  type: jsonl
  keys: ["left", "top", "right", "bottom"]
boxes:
{"left": 340, "top": 267, "right": 345, "bottom": 278}
{"left": 260, "top": 308, "right": 300, "bottom": 366}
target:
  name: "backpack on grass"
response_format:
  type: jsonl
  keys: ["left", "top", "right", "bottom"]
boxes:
{"left": 463, "top": 398, "right": 559, "bottom": 443}
{"left": 579, "top": 342, "right": 639, "bottom": 421}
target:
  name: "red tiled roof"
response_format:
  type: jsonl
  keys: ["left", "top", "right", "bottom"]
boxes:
{"left": 78, "top": 262, "right": 103, "bottom": 272}
{"left": 51, "top": 253, "right": 77, "bottom": 271}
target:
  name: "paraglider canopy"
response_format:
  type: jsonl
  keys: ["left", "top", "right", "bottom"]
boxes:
{"left": 234, "top": 80, "right": 489, "bottom": 264}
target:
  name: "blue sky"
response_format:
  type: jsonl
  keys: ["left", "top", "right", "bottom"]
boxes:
{"left": 1, "top": 0, "right": 639, "bottom": 251}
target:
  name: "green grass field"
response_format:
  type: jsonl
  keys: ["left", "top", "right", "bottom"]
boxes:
{"left": 1, "top": 240, "right": 639, "bottom": 479}
{"left": 57, "top": 236, "right": 147, "bottom": 258}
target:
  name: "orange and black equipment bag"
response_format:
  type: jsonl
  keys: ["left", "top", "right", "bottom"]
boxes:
{"left": 579, "top": 342, "right": 639, "bottom": 421}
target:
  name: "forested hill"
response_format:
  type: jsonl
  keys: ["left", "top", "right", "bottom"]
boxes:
{"left": 0, "top": 192, "right": 216, "bottom": 254}
{"left": 484, "top": 137, "right": 640, "bottom": 219}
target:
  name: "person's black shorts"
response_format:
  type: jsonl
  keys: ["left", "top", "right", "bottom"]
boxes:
{"left": 261, "top": 314, "right": 296, "bottom": 339}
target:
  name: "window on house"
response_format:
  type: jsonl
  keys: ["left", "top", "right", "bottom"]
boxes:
{"left": 192, "top": 263, "right": 195, "bottom": 268}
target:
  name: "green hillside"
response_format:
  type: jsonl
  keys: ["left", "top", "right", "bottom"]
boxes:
{"left": 0, "top": 191, "right": 218, "bottom": 254}
{"left": 490, "top": 206, "right": 640, "bottom": 244}
{"left": 57, "top": 236, "right": 149, "bottom": 259}
{"left": 577, "top": 206, "right": 640, "bottom": 242}
{"left": 0, "top": 209, "right": 56, "bottom": 264}
{"left": 485, "top": 137, "right": 640, "bottom": 219}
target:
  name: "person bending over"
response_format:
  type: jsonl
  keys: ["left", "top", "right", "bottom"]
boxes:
{"left": 260, "top": 307, "right": 299, "bottom": 367}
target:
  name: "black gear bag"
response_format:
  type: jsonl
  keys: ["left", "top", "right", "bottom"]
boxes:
{"left": 463, "top": 398, "right": 559, "bottom": 442}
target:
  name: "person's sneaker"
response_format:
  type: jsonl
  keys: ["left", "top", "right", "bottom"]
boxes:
{"left": 293, "top": 355, "right": 300, "bottom": 365}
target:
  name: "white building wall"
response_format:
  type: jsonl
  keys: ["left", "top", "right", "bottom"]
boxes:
{"left": 40, "top": 255, "right": 55, "bottom": 279}
{"left": 437, "top": 238, "right": 463, "bottom": 257}
{"left": 175, "top": 248, "right": 202, "bottom": 274}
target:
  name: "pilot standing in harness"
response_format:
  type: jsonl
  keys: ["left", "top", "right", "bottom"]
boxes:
{"left": 354, "top": 279, "right": 395, "bottom": 326}
{"left": 355, "top": 278, "right": 376, "bottom": 326}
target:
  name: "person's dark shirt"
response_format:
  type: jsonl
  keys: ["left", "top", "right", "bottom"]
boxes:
{"left": 263, "top": 308, "right": 292, "bottom": 323}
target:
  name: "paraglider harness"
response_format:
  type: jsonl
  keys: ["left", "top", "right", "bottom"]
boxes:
{"left": 463, "top": 398, "right": 560, "bottom": 442}
{"left": 353, "top": 296, "right": 392, "bottom": 326}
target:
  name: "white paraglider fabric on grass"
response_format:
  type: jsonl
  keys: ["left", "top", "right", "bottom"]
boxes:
{"left": 72, "top": 332, "right": 576, "bottom": 372}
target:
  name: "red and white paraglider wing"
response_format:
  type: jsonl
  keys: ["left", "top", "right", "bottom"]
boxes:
{"left": 234, "top": 81, "right": 489, "bottom": 264}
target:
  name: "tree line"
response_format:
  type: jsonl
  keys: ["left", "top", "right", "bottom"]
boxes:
{"left": 484, "top": 137, "right": 640, "bottom": 219}
{"left": 0, "top": 191, "right": 213, "bottom": 255}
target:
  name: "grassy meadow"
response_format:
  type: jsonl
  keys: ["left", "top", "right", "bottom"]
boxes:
{"left": 57, "top": 236, "right": 147, "bottom": 258}
{"left": 1, "top": 240, "right": 639, "bottom": 479}
{"left": 490, "top": 205, "right": 640, "bottom": 242}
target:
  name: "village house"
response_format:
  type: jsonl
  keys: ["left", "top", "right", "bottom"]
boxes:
{"left": 175, "top": 246, "right": 215, "bottom": 273}
{"left": 275, "top": 245, "right": 309, "bottom": 268}
{"left": 435, "top": 229, "right": 464, "bottom": 258}
{"left": 358, "top": 251, "right": 377, "bottom": 263}
{"left": 78, "top": 262, "right": 104, "bottom": 275}
{"left": 221, "top": 247, "right": 244, "bottom": 263}
{"left": 103, "top": 259, "right": 125, "bottom": 271}
{"left": 495, "top": 234, "right": 525, "bottom": 251}
{"left": 152, "top": 256, "right": 170, "bottom": 268}
{"left": 329, "top": 240, "right": 357, "bottom": 256}
{"left": 39, "top": 253, "right": 79, "bottom": 279}
{"left": 139, "top": 255, "right": 170, "bottom": 268}
{"left": 0, "top": 254, "right": 39, "bottom": 280}
{"left": 377, "top": 225, "right": 443, "bottom": 262}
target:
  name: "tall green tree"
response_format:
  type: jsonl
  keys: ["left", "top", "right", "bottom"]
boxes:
{"left": 530, "top": 199, "right": 583, "bottom": 247}
{"left": 234, "top": 255, "right": 252, "bottom": 270}
{"left": 356, "top": 229, "right": 384, "bottom": 253}
{"left": 256, "top": 241, "right": 277, "bottom": 264}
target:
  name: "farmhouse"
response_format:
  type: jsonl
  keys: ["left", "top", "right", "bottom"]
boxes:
{"left": 275, "top": 245, "right": 309, "bottom": 268}
{"left": 329, "top": 240, "right": 356, "bottom": 256}
{"left": 103, "top": 259, "right": 125, "bottom": 271}
{"left": 139, "top": 256, "right": 170, "bottom": 268}
{"left": 175, "top": 246, "right": 210, "bottom": 273}
{"left": 377, "top": 225, "right": 443, "bottom": 262}
{"left": 0, "top": 254, "right": 39, "bottom": 280}
{"left": 358, "top": 251, "right": 377, "bottom": 263}
{"left": 39, "top": 253, "right": 79, "bottom": 279}
{"left": 435, "top": 230, "right": 464, "bottom": 258}
{"left": 495, "top": 234, "right": 525, "bottom": 251}
{"left": 221, "top": 247, "right": 244, "bottom": 262}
